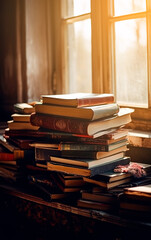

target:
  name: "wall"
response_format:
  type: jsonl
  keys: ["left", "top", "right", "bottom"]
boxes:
{"left": 0, "top": 0, "right": 54, "bottom": 121}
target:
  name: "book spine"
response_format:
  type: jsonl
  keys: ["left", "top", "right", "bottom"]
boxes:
{"left": 77, "top": 95, "right": 114, "bottom": 107}
{"left": 35, "top": 148, "right": 61, "bottom": 161}
{"left": 59, "top": 143, "right": 108, "bottom": 151}
{"left": 30, "top": 113, "right": 89, "bottom": 135}
{"left": 0, "top": 153, "right": 14, "bottom": 161}
{"left": 14, "top": 149, "right": 34, "bottom": 160}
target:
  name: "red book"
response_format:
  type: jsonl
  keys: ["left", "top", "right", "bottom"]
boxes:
{"left": 30, "top": 108, "right": 133, "bottom": 136}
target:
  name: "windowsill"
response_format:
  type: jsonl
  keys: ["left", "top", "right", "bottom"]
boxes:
{"left": 127, "top": 129, "right": 151, "bottom": 148}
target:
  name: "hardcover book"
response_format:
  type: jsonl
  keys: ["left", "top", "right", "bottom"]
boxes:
{"left": 34, "top": 102, "right": 119, "bottom": 121}
{"left": 59, "top": 139, "right": 128, "bottom": 152}
{"left": 50, "top": 151, "right": 125, "bottom": 168}
{"left": 47, "top": 156, "right": 131, "bottom": 177}
{"left": 30, "top": 108, "right": 133, "bottom": 136}
{"left": 34, "top": 145, "right": 128, "bottom": 161}
{"left": 41, "top": 93, "right": 115, "bottom": 107}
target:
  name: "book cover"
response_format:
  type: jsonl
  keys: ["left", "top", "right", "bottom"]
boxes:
{"left": 35, "top": 102, "right": 119, "bottom": 121}
{"left": 50, "top": 152, "right": 125, "bottom": 168}
{"left": 47, "top": 156, "right": 131, "bottom": 177}
{"left": 42, "top": 93, "right": 115, "bottom": 107}
{"left": 30, "top": 108, "right": 133, "bottom": 136}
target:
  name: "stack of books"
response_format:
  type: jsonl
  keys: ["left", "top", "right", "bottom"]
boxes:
{"left": 77, "top": 162, "right": 151, "bottom": 212}
{"left": 7, "top": 103, "right": 39, "bottom": 131}
{"left": 29, "top": 93, "right": 134, "bottom": 177}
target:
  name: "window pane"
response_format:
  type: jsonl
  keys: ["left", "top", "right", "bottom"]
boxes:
{"left": 115, "top": 18, "right": 148, "bottom": 107}
{"left": 67, "top": 19, "right": 92, "bottom": 93}
{"left": 62, "top": 0, "right": 91, "bottom": 18}
{"left": 114, "top": 0, "right": 146, "bottom": 16}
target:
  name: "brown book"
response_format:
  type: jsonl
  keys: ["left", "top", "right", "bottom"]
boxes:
{"left": 14, "top": 103, "right": 35, "bottom": 114}
{"left": 77, "top": 199, "right": 113, "bottom": 211}
{"left": 11, "top": 113, "right": 31, "bottom": 122}
{"left": 30, "top": 108, "right": 133, "bottom": 136}
{"left": 41, "top": 93, "right": 115, "bottom": 107}
{"left": 7, "top": 120, "right": 39, "bottom": 131}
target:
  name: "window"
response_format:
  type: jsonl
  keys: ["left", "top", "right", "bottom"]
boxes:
{"left": 61, "top": 0, "right": 92, "bottom": 93}
{"left": 59, "top": 0, "right": 151, "bottom": 126}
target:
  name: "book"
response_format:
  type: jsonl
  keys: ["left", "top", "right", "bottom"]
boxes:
{"left": 56, "top": 173, "right": 85, "bottom": 187}
{"left": 34, "top": 102, "right": 119, "bottom": 121}
{"left": 59, "top": 139, "right": 127, "bottom": 152}
{"left": 14, "top": 103, "right": 35, "bottom": 114}
{"left": 4, "top": 127, "right": 121, "bottom": 140}
{"left": 4, "top": 136, "right": 36, "bottom": 150}
{"left": 50, "top": 173, "right": 83, "bottom": 193}
{"left": 41, "top": 93, "right": 115, "bottom": 107}
{"left": 83, "top": 162, "right": 151, "bottom": 189}
{"left": 7, "top": 120, "right": 40, "bottom": 131}
{"left": 77, "top": 199, "right": 113, "bottom": 212}
{"left": 27, "top": 174, "right": 73, "bottom": 200}
{"left": 47, "top": 156, "right": 131, "bottom": 177}
{"left": 11, "top": 113, "right": 31, "bottom": 122}
{"left": 81, "top": 189, "right": 119, "bottom": 204}
{"left": 83, "top": 175, "right": 132, "bottom": 189}
{"left": 124, "top": 184, "right": 151, "bottom": 198}
{"left": 50, "top": 152, "right": 125, "bottom": 168}
{"left": 30, "top": 108, "right": 134, "bottom": 136}
{"left": 34, "top": 145, "right": 128, "bottom": 161}
{"left": 0, "top": 135, "right": 34, "bottom": 160}
{"left": 0, "top": 152, "right": 15, "bottom": 161}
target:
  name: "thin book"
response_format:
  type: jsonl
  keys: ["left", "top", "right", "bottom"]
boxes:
{"left": 41, "top": 93, "right": 115, "bottom": 107}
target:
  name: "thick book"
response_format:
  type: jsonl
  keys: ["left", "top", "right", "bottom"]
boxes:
{"left": 35, "top": 145, "right": 128, "bottom": 161}
{"left": 59, "top": 139, "right": 127, "bottom": 152}
{"left": 30, "top": 108, "right": 134, "bottom": 136}
{"left": 34, "top": 102, "right": 119, "bottom": 121}
{"left": 41, "top": 93, "right": 115, "bottom": 107}
{"left": 7, "top": 120, "right": 39, "bottom": 131}
{"left": 47, "top": 156, "right": 131, "bottom": 177}
{"left": 14, "top": 103, "right": 35, "bottom": 114}
{"left": 11, "top": 113, "right": 31, "bottom": 122}
{"left": 50, "top": 152, "right": 125, "bottom": 168}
